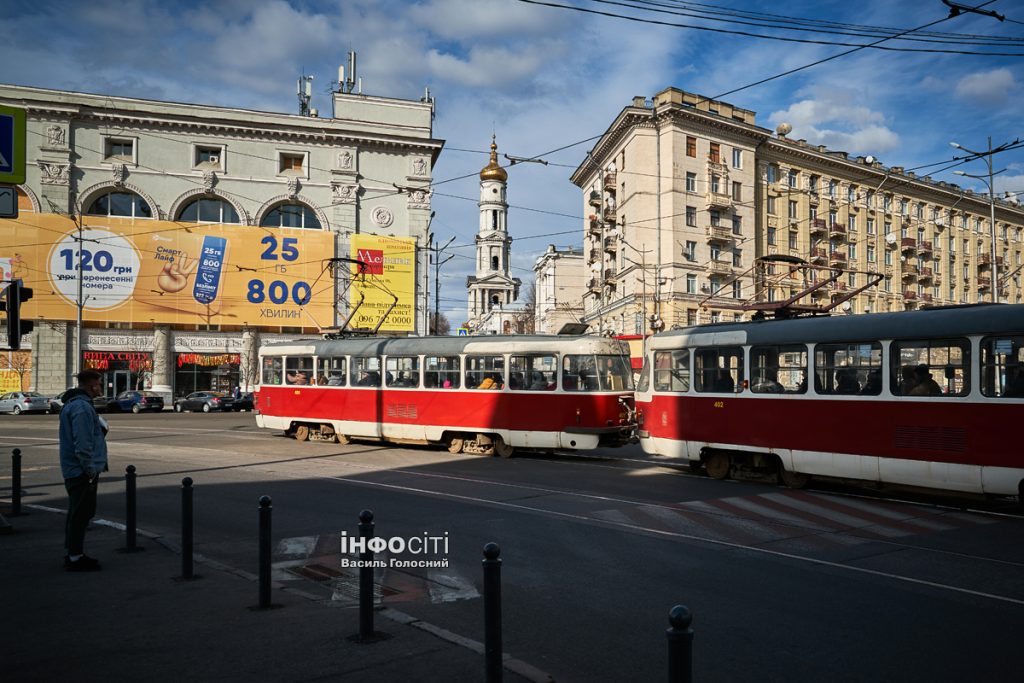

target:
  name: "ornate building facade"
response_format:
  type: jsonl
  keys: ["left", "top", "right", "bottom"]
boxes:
{"left": 1, "top": 82, "right": 443, "bottom": 396}
{"left": 572, "top": 87, "right": 1023, "bottom": 331}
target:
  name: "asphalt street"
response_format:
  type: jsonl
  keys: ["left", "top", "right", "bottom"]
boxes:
{"left": 3, "top": 410, "right": 1022, "bottom": 682}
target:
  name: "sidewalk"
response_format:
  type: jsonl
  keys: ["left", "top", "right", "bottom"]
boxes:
{"left": 0, "top": 504, "right": 542, "bottom": 682}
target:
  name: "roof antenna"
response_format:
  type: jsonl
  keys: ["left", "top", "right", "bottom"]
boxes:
{"left": 297, "top": 72, "right": 313, "bottom": 116}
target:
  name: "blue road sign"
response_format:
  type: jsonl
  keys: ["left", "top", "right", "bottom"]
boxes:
{"left": 0, "top": 105, "right": 26, "bottom": 185}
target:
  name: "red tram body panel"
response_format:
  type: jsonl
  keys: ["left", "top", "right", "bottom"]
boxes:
{"left": 635, "top": 305, "right": 1024, "bottom": 496}
{"left": 256, "top": 335, "right": 635, "bottom": 455}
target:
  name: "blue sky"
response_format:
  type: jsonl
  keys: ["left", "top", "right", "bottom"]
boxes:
{"left": 3, "top": 0, "right": 1023, "bottom": 326}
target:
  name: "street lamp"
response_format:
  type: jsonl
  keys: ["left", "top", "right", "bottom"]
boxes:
{"left": 950, "top": 137, "right": 1013, "bottom": 303}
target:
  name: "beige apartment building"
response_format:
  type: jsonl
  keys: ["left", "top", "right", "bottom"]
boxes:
{"left": 571, "top": 87, "right": 1023, "bottom": 332}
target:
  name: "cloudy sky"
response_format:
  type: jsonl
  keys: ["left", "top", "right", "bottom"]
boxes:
{"left": 3, "top": 0, "right": 1023, "bottom": 326}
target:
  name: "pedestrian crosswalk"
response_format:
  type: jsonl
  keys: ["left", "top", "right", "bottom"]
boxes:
{"left": 593, "top": 490, "right": 996, "bottom": 552}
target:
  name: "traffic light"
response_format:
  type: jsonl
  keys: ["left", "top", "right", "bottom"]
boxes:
{"left": 4, "top": 279, "right": 33, "bottom": 350}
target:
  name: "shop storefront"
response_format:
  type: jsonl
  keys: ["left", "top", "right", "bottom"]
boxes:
{"left": 174, "top": 353, "right": 240, "bottom": 396}
{"left": 82, "top": 351, "right": 154, "bottom": 396}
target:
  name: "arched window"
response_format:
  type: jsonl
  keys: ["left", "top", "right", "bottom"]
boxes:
{"left": 260, "top": 202, "right": 321, "bottom": 229}
{"left": 177, "top": 197, "right": 240, "bottom": 224}
{"left": 491, "top": 256, "right": 499, "bottom": 270}
{"left": 87, "top": 190, "right": 153, "bottom": 218}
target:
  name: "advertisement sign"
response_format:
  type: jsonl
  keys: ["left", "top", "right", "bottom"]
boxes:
{"left": 0, "top": 213, "right": 335, "bottom": 327}
{"left": 350, "top": 234, "right": 416, "bottom": 332}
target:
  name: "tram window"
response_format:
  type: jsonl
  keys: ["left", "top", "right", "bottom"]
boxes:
{"left": 318, "top": 357, "right": 346, "bottom": 386}
{"left": 596, "top": 355, "right": 634, "bottom": 391}
{"left": 636, "top": 359, "right": 650, "bottom": 393}
{"left": 981, "top": 336, "right": 1024, "bottom": 398}
{"left": 386, "top": 356, "right": 420, "bottom": 388}
{"left": 814, "top": 343, "right": 881, "bottom": 395}
{"left": 509, "top": 355, "right": 557, "bottom": 391}
{"left": 261, "top": 357, "right": 283, "bottom": 385}
{"left": 694, "top": 347, "right": 743, "bottom": 393}
{"left": 751, "top": 345, "right": 807, "bottom": 394}
{"left": 424, "top": 356, "right": 460, "bottom": 389}
{"left": 466, "top": 355, "right": 504, "bottom": 390}
{"left": 285, "top": 356, "right": 313, "bottom": 385}
{"left": 891, "top": 339, "right": 969, "bottom": 397}
{"left": 351, "top": 356, "right": 382, "bottom": 387}
{"left": 654, "top": 350, "right": 689, "bottom": 392}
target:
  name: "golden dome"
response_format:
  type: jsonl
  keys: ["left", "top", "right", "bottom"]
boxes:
{"left": 479, "top": 136, "right": 507, "bottom": 182}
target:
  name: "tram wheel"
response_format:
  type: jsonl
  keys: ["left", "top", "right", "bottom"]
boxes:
{"left": 493, "top": 437, "right": 514, "bottom": 459}
{"left": 704, "top": 452, "right": 730, "bottom": 480}
{"left": 294, "top": 425, "right": 310, "bottom": 442}
{"left": 448, "top": 437, "right": 465, "bottom": 454}
{"left": 336, "top": 434, "right": 351, "bottom": 445}
{"left": 778, "top": 466, "right": 811, "bottom": 489}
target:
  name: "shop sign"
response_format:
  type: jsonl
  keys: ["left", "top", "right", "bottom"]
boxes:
{"left": 83, "top": 351, "right": 153, "bottom": 372}
{"left": 175, "top": 335, "right": 243, "bottom": 352}
{"left": 177, "top": 353, "right": 240, "bottom": 368}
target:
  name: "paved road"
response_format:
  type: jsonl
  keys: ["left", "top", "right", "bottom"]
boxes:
{"left": 3, "top": 411, "right": 1022, "bottom": 682}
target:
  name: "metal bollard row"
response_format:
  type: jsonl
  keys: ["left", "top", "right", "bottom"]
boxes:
{"left": 11, "top": 448, "right": 23, "bottom": 517}
{"left": 667, "top": 604, "right": 694, "bottom": 683}
{"left": 483, "top": 542, "right": 503, "bottom": 683}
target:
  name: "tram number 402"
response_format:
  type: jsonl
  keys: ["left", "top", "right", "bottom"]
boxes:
{"left": 713, "top": 401, "right": 725, "bottom": 409}
{"left": 247, "top": 279, "right": 312, "bottom": 306}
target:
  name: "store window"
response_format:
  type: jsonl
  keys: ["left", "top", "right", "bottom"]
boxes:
{"left": 176, "top": 353, "right": 240, "bottom": 396}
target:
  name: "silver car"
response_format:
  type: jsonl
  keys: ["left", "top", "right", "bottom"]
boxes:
{"left": 0, "top": 391, "right": 52, "bottom": 414}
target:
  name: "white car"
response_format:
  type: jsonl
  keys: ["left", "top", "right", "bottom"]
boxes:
{"left": 0, "top": 391, "right": 51, "bottom": 414}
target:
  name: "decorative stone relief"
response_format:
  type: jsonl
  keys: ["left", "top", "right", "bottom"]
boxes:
{"left": 38, "top": 161, "right": 70, "bottom": 186}
{"left": 407, "top": 188, "right": 431, "bottom": 210}
{"left": 111, "top": 163, "right": 127, "bottom": 186}
{"left": 371, "top": 206, "right": 394, "bottom": 228}
{"left": 286, "top": 176, "right": 300, "bottom": 199}
{"left": 331, "top": 182, "right": 358, "bottom": 204}
{"left": 337, "top": 150, "right": 354, "bottom": 170}
{"left": 202, "top": 171, "right": 216, "bottom": 193}
{"left": 411, "top": 157, "right": 427, "bottom": 176}
{"left": 45, "top": 125, "right": 66, "bottom": 148}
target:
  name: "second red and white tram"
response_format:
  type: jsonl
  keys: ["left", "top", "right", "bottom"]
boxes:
{"left": 635, "top": 304, "right": 1024, "bottom": 497}
{"left": 255, "top": 335, "right": 635, "bottom": 457}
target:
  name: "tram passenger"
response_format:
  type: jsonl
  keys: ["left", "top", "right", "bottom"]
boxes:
{"left": 752, "top": 366, "right": 784, "bottom": 393}
{"left": 478, "top": 373, "right": 502, "bottom": 390}
{"left": 327, "top": 372, "right": 345, "bottom": 386}
{"left": 898, "top": 366, "right": 917, "bottom": 395}
{"left": 908, "top": 364, "right": 941, "bottom": 396}
{"left": 287, "top": 371, "right": 309, "bottom": 385}
{"left": 509, "top": 371, "right": 525, "bottom": 389}
{"left": 861, "top": 369, "right": 882, "bottom": 395}
{"left": 530, "top": 371, "right": 550, "bottom": 390}
{"left": 357, "top": 370, "right": 380, "bottom": 387}
{"left": 714, "top": 368, "right": 734, "bottom": 393}
{"left": 1005, "top": 364, "right": 1024, "bottom": 397}
{"left": 834, "top": 367, "right": 860, "bottom": 395}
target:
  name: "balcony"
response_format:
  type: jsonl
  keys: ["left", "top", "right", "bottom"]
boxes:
{"left": 603, "top": 236, "right": 617, "bottom": 252}
{"left": 589, "top": 248, "right": 601, "bottom": 262}
{"left": 603, "top": 172, "right": 617, "bottom": 191}
{"left": 900, "top": 237, "right": 917, "bottom": 253}
{"left": 587, "top": 278, "right": 600, "bottom": 293}
{"left": 829, "top": 252, "right": 847, "bottom": 267}
{"left": 831, "top": 281, "right": 848, "bottom": 292}
{"left": 920, "top": 293, "right": 934, "bottom": 303}
{"left": 918, "top": 267, "right": 933, "bottom": 281}
{"left": 978, "top": 277, "right": 992, "bottom": 290}
{"left": 934, "top": 273, "right": 943, "bottom": 287}
{"left": 810, "top": 219, "right": 827, "bottom": 236}
{"left": 810, "top": 248, "right": 828, "bottom": 265}
{"left": 604, "top": 206, "right": 617, "bottom": 222}
{"left": 902, "top": 264, "right": 919, "bottom": 281}
{"left": 705, "top": 191, "right": 733, "bottom": 210}
{"left": 588, "top": 215, "right": 602, "bottom": 235}
{"left": 604, "top": 268, "right": 617, "bottom": 281}
{"left": 707, "top": 260, "right": 733, "bottom": 276}
{"left": 903, "top": 290, "right": 917, "bottom": 301}
{"left": 829, "top": 223, "right": 847, "bottom": 239}
{"left": 706, "top": 225, "right": 733, "bottom": 243}
{"left": 919, "top": 240, "right": 933, "bottom": 256}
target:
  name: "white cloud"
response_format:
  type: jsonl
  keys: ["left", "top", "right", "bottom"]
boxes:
{"left": 954, "top": 69, "right": 1019, "bottom": 106}
{"left": 768, "top": 92, "right": 899, "bottom": 155}
{"left": 407, "top": 0, "right": 567, "bottom": 40}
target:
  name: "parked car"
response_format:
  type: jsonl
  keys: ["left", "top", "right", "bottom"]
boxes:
{"left": 92, "top": 395, "right": 112, "bottom": 413}
{"left": 232, "top": 392, "right": 254, "bottom": 412}
{"left": 174, "top": 391, "right": 236, "bottom": 413}
{"left": 0, "top": 391, "right": 51, "bottom": 414}
{"left": 107, "top": 390, "right": 165, "bottom": 413}
{"left": 49, "top": 393, "right": 67, "bottom": 414}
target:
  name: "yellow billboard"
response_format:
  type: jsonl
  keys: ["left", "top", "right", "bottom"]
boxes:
{"left": 0, "top": 213, "right": 335, "bottom": 327}
{"left": 350, "top": 234, "right": 416, "bottom": 332}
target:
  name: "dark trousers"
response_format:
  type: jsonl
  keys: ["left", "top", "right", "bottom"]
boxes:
{"left": 64, "top": 475, "right": 99, "bottom": 556}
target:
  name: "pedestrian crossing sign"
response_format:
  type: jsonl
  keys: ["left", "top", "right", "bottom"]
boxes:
{"left": 457, "top": 327, "right": 469, "bottom": 336}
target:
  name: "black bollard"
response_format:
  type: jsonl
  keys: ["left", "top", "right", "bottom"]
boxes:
{"left": 181, "top": 477, "right": 194, "bottom": 579}
{"left": 10, "top": 449, "right": 22, "bottom": 516}
{"left": 483, "top": 542, "right": 503, "bottom": 683}
{"left": 123, "top": 465, "right": 140, "bottom": 551}
{"left": 666, "top": 604, "right": 694, "bottom": 683}
{"left": 258, "top": 496, "right": 272, "bottom": 608}
{"left": 358, "top": 509, "right": 375, "bottom": 640}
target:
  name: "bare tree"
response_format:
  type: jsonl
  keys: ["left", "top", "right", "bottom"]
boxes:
{"left": 513, "top": 280, "right": 537, "bottom": 334}
{"left": 0, "top": 351, "right": 33, "bottom": 392}
{"left": 429, "top": 311, "right": 451, "bottom": 336}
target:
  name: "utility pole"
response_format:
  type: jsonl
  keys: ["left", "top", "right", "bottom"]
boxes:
{"left": 432, "top": 236, "right": 455, "bottom": 334}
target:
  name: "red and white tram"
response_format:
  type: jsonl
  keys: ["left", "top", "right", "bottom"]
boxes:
{"left": 635, "top": 304, "right": 1024, "bottom": 497}
{"left": 255, "top": 335, "right": 635, "bottom": 457}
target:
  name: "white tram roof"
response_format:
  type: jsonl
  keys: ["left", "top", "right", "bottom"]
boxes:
{"left": 648, "top": 304, "right": 1024, "bottom": 350}
{"left": 259, "top": 334, "right": 629, "bottom": 357}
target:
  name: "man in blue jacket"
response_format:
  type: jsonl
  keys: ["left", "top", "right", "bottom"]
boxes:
{"left": 59, "top": 370, "right": 108, "bottom": 572}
